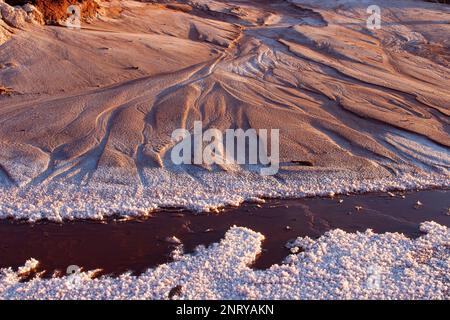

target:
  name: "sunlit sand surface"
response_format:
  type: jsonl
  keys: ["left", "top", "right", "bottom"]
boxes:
{"left": 0, "top": 0, "right": 449, "bottom": 220}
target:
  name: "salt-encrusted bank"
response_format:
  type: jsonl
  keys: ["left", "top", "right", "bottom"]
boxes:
{"left": 0, "top": 167, "right": 449, "bottom": 222}
{"left": 1, "top": 123, "right": 449, "bottom": 222}
{"left": 1, "top": 221, "right": 448, "bottom": 299}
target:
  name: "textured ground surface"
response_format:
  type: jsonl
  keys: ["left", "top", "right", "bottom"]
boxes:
{"left": 1, "top": 0, "right": 449, "bottom": 300}
{"left": 1, "top": 221, "right": 448, "bottom": 299}
{"left": 0, "top": 0, "right": 449, "bottom": 220}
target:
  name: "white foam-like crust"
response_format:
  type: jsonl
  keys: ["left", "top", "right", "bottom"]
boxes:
{"left": 0, "top": 130, "right": 449, "bottom": 222}
{"left": 1, "top": 221, "right": 448, "bottom": 299}
{"left": 0, "top": 166, "right": 448, "bottom": 222}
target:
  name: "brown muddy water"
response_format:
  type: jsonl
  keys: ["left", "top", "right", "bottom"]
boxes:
{"left": 0, "top": 189, "right": 449, "bottom": 277}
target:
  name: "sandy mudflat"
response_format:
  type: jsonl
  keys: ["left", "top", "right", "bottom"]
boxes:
{"left": 0, "top": 0, "right": 449, "bottom": 220}
{"left": 0, "top": 0, "right": 449, "bottom": 300}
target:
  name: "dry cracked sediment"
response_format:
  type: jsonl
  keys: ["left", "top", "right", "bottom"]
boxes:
{"left": 0, "top": 0, "right": 449, "bottom": 220}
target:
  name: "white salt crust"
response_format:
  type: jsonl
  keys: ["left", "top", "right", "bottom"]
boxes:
{"left": 3, "top": 112, "right": 450, "bottom": 221}
{"left": 0, "top": 221, "right": 448, "bottom": 300}
{"left": 0, "top": 167, "right": 448, "bottom": 222}
{"left": 0, "top": 128, "right": 449, "bottom": 221}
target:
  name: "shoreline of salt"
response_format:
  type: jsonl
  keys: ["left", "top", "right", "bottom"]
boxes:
{"left": 1, "top": 221, "right": 448, "bottom": 300}
{"left": 1, "top": 167, "right": 448, "bottom": 222}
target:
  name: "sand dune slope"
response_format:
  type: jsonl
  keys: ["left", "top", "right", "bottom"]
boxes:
{"left": 0, "top": 0, "right": 449, "bottom": 220}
